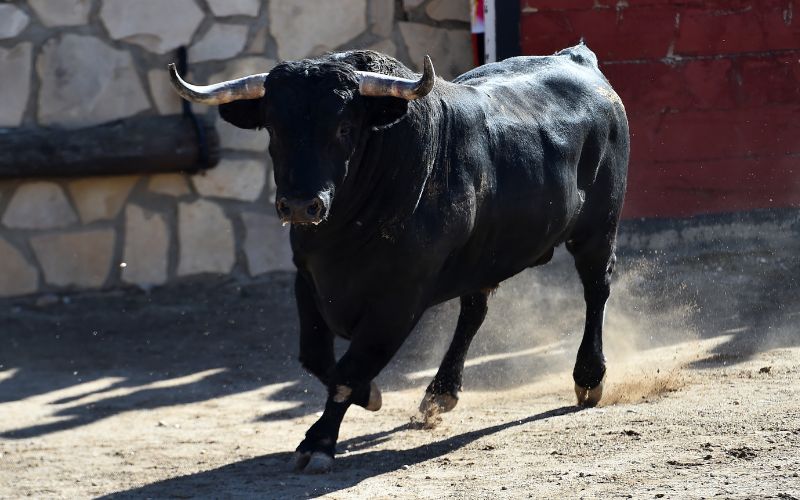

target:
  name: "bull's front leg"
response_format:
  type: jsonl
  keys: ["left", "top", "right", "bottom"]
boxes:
{"left": 296, "top": 273, "right": 382, "bottom": 412}
{"left": 295, "top": 273, "right": 335, "bottom": 385}
{"left": 292, "top": 310, "right": 415, "bottom": 474}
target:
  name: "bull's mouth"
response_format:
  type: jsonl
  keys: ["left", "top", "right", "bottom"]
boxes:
{"left": 280, "top": 217, "right": 324, "bottom": 227}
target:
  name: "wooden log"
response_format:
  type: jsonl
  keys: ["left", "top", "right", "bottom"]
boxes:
{"left": 0, "top": 114, "right": 219, "bottom": 178}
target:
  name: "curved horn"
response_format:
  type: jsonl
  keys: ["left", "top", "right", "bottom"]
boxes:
{"left": 356, "top": 55, "right": 435, "bottom": 100}
{"left": 167, "top": 63, "right": 268, "bottom": 105}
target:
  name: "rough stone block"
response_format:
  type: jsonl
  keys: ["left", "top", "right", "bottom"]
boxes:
{"left": 147, "top": 69, "right": 182, "bottom": 115}
{"left": 177, "top": 199, "right": 235, "bottom": 275}
{"left": 207, "top": 0, "right": 260, "bottom": 17}
{"left": 0, "top": 43, "right": 32, "bottom": 127}
{"left": 368, "top": 0, "right": 395, "bottom": 37}
{"left": 192, "top": 158, "right": 265, "bottom": 200}
{"left": 426, "top": 0, "right": 470, "bottom": 22}
{"left": 189, "top": 23, "right": 249, "bottom": 63}
{"left": 241, "top": 212, "right": 294, "bottom": 275}
{"left": 403, "top": 0, "right": 426, "bottom": 11}
{"left": 122, "top": 205, "right": 169, "bottom": 287}
{"left": 270, "top": 0, "right": 367, "bottom": 60}
{"left": 266, "top": 173, "right": 277, "bottom": 203}
{"left": 67, "top": 176, "right": 139, "bottom": 224}
{"left": 367, "top": 39, "right": 397, "bottom": 58}
{"left": 217, "top": 113, "right": 269, "bottom": 152}
{"left": 37, "top": 34, "right": 151, "bottom": 128}
{"left": 399, "top": 22, "right": 473, "bottom": 80}
{"left": 28, "top": 0, "right": 91, "bottom": 27}
{"left": 0, "top": 5, "right": 29, "bottom": 40}
{"left": 0, "top": 237, "right": 38, "bottom": 297}
{"left": 100, "top": 0, "right": 204, "bottom": 54}
{"left": 246, "top": 24, "right": 269, "bottom": 54}
{"left": 2, "top": 182, "right": 78, "bottom": 229}
{"left": 147, "top": 174, "right": 191, "bottom": 196}
{"left": 31, "top": 229, "right": 115, "bottom": 287}
{"left": 210, "top": 56, "right": 275, "bottom": 81}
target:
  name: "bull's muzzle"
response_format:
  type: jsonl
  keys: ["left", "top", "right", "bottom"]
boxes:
{"left": 276, "top": 195, "right": 328, "bottom": 225}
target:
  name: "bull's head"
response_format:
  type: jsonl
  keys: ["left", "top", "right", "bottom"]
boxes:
{"left": 168, "top": 56, "right": 435, "bottom": 225}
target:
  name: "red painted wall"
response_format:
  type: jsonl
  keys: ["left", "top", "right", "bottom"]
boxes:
{"left": 520, "top": 0, "right": 800, "bottom": 218}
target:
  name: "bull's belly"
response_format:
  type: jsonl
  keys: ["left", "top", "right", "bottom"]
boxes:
{"left": 429, "top": 227, "right": 565, "bottom": 305}
{"left": 424, "top": 171, "right": 585, "bottom": 302}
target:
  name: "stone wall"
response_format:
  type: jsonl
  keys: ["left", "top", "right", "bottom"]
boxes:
{"left": 0, "top": 0, "right": 472, "bottom": 298}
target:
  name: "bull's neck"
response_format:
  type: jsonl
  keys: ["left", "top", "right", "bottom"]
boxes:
{"left": 291, "top": 94, "right": 447, "bottom": 256}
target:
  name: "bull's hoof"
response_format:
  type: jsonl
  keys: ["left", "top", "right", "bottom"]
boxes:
{"left": 419, "top": 391, "right": 458, "bottom": 415}
{"left": 365, "top": 381, "right": 382, "bottom": 411}
{"left": 574, "top": 375, "right": 605, "bottom": 407}
{"left": 292, "top": 451, "right": 334, "bottom": 474}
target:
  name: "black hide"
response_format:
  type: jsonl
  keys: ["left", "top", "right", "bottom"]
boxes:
{"left": 219, "top": 45, "right": 629, "bottom": 471}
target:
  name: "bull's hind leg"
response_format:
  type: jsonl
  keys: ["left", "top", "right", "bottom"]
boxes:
{"left": 420, "top": 290, "right": 489, "bottom": 415}
{"left": 567, "top": 235, "right": 616, "bottom": 407}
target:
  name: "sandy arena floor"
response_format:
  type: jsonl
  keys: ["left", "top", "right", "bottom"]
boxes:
{"left": 0, "top": 242, "right": 798, "bottom": 499}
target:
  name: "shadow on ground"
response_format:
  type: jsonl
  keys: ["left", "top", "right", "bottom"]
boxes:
{"left": 1, "top": 209, "right": 798, "bottom": 441}
{"left": 99, "top": 406, "right": 581, "bottom": 499}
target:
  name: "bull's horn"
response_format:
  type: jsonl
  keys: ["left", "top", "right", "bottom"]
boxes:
{"left": 167, "top": 63, "right": 268, "bottom": 105}
{"left": 356, "top": 55, "right": 435, "bottom": 100}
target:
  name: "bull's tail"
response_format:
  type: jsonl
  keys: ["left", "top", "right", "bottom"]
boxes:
{"left": 555, "top": 42, "right": 599, "bottom": 69}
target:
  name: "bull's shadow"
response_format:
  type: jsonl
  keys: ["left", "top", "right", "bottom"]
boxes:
{"left": 0, "top": 263, "right": 582, "bottom": 439}
{"left": 2, "top": 212, "right": 798, "bottom": 439}
{"left": 682, "top": 248, "right": 800, "bottom": 369}
{"left": 0, "top": 273, "right": 308, "bottom": 438}
{"left": 100, "top": 405, "right": 581, "bottom": 499}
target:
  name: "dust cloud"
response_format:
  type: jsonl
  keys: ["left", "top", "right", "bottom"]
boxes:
{"left": 392, "top": 209, "right": 799, "bottom": 410}
{"left": 398, "top": 247, "right": 701, "bottom": 406}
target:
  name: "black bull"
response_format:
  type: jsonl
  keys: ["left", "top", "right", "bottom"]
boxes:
{"left": 174, "top": 43, "right": 629, "bottom": 473}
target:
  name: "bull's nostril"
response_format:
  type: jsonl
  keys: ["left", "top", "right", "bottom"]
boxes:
{"left": 277, "top": 198, "right": 291, "bottom": 216}
{"left": 307, "top": 199, "right": 321, "bottom": 217}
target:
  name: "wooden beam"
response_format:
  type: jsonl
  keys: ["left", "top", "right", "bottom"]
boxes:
{"left": 0, "top": 114, "right": 219, "bottom": 178}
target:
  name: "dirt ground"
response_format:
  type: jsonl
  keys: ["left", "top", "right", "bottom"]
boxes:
{"left": 1, "top": 223, "right": 798, "bottom": 499}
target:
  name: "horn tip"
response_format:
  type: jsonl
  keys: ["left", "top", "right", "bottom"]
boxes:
{"left": 422, "top": 55, "right": 435, "bottom": 79}
{"left": 417, "top": 55, "right": 435, "bottom": 98}
{"left": 167, "top": 63, "right": 179, "bottom": 81}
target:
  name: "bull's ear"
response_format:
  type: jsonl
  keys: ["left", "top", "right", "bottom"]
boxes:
{"left": 366, "top": 96, "right": 409, "bottom": 130}
{"left": 218, "top": 98, "right": 265, "bottom": 130}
